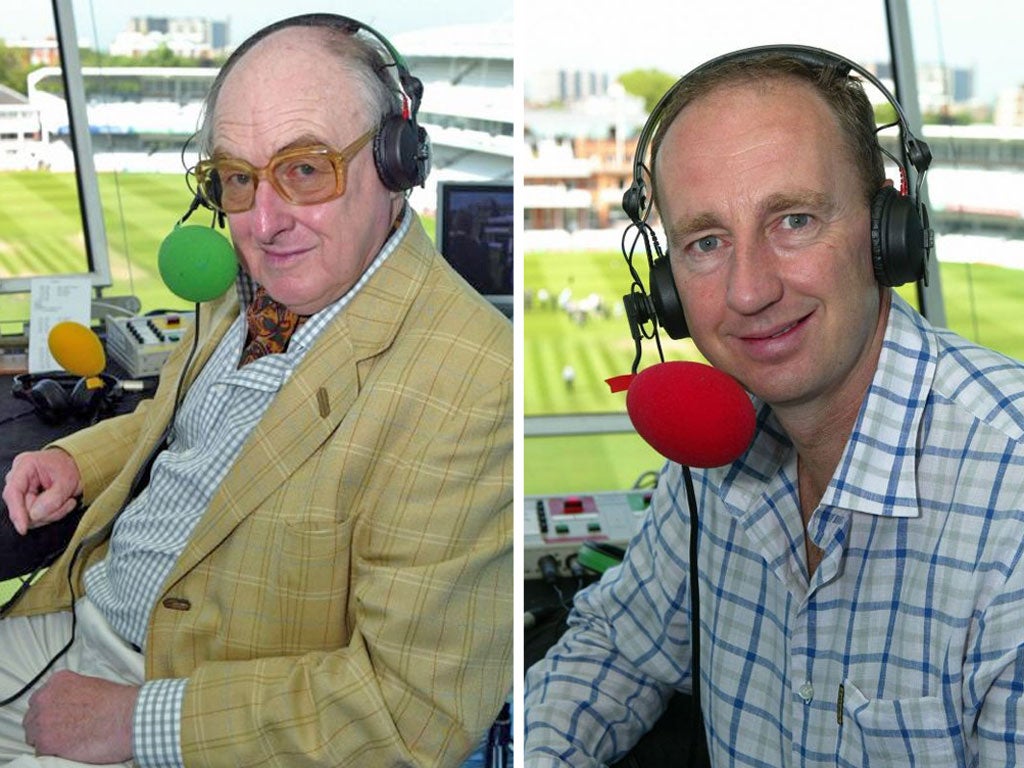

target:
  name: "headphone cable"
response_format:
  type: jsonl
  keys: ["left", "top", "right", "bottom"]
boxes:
{"left": 0, "top": 309, "right": 202, "bottom": 707}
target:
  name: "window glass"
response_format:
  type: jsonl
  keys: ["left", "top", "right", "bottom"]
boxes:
{"left": 904, "top": 1, "right": 1024, "bottom": 357}
{"left": 2, "top": 1, "right": 512, "bottom": 330}
{"left": 0, "top": 3, "right": 96, "bottom": 327}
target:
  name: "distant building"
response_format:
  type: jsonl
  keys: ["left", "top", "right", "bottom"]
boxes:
{"left": 0, "top": 84, "right": 41, "bottom": 169}
{"left": 875, "top": 61, "right": 976, "bottom": 112}
{"left": 524, "top": 133, "right": 639, "bottom": 231}
{"left": 995, "top": 85, "right": 1024, "bottom": 128}
{"left": 526, "top": 68, "right": 611, "bottom": 106}
{"left": 524, "top": 138, "right": 595, "bottom": 231}
{"left": 110, "top": 17, "right": 229, "bottom": 59}
{"left": 0, "top": 38, "right": 61, "bottom": 67}
{"left": 526, "top": 80, "right": 646, "bottom": 141}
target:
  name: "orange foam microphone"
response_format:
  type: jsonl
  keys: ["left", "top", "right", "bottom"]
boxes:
{"left": 48, "top": 321, "right": 106, "bottom": 387}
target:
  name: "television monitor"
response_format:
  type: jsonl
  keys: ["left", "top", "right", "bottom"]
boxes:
{"left": 435, "top": 181, "right": 513, "bottom": 318}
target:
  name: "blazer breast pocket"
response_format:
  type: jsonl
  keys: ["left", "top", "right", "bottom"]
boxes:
{"left": 837, "top": 678, "right": 966, "bottom": 767}
{"left": 275, "top": 518, "right": 350, "bottom": 596}
{"left": 235, "top": 515, "right": 352, "bottom": 654}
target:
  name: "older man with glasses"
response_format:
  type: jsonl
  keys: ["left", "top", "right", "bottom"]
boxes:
{"left": 0, "top": 13, "right": 512, "bottom": 768}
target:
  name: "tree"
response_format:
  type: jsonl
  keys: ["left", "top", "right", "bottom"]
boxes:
{"left": 617, "top": 68, "right": 679, "bottom": 113}
{"left": 0, "top": 41, "right": 32, "bottom": 96}
{"left": 141, "top": 44, "right": 185, "bottom": 67}
{"left": 874, "top": 102, "right": 898, "bottom": 126}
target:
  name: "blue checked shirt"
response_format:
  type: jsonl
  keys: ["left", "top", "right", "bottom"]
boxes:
{"left": 84, "top": 208, "right": 409, "bottom": 767}
{"left": 525, "top": 292, "right": 1024, "bottom": 767}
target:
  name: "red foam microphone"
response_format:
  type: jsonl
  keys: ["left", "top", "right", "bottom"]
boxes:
{"left": 609, "top": 361, "right": 756, "bottom": 468}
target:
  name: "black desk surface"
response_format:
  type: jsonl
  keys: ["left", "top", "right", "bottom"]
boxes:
{"left": 1, "top": 368, "right": 151, "bottom": 465}
{"left": 1, "top": 370, "right": 151, "bottom": 581}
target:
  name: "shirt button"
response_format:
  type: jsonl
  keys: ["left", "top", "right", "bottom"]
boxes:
{"left": 798, "top": 681, "right": 814, "bottom": 703}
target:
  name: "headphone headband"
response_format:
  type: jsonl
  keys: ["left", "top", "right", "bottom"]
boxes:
{"left": 193, "top": 12, "right": 430, "bottom": 202}
{"left": 13, "top": 372, "right": 120, "bottom": 426}
{"left": 220, "top": 13, "right": 423, "bottom": 121}
{"left": 624, "top": 44, "right": 932, "bottom": 225}
{"left": 13, "top": 372, "right": 118, "bottom": 392}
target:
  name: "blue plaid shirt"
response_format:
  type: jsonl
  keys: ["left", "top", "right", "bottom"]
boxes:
{"left": 525, "top": 293, "right": 1024, "bottom": 767}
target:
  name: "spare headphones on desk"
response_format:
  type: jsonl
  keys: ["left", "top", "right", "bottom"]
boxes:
{"left": 12, "top": 372, "right": 120, "bottom": 426}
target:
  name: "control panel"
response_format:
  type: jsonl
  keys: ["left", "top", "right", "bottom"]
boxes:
{"left": 523, "top": 490, "right": 653, "bottom": 579}
{"left": 106, "top": 312, "right": 194, "bottom": 377}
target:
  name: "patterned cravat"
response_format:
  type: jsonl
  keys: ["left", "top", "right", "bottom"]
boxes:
{"left": 239, "top": 286, "right": 309, "bottom": 366}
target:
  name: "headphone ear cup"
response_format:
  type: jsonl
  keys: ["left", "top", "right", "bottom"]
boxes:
{"left": 372, "top": 116, "right": 428, "bottom": 192}
{"left": 27, "top": 379, "right": 72, "bottom": 425}
{"left": 649, "top": 255, "right": 690, "bottom": 340}
{"left": 870, "top": 186, "right": 925, "bottom": 287}
{"left": 69, "top": 377, "right": 109, "bottom": 418}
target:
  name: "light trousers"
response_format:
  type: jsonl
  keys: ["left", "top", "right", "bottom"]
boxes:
{"left": 0, "top": 597, "right": 143, "bottom": 767}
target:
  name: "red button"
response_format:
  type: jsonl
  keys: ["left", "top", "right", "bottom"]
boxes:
{"left": 563, "top": 497, "right": 584, "bottom": 514}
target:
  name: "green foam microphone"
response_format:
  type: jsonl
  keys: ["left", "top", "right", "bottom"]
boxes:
{"left": 158, "top": 223, "right": 238, "bottom": 303}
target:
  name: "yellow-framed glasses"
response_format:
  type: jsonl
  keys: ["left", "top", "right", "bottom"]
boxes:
{"left": 191, "top": 128, "right": 376, "bottom": 214}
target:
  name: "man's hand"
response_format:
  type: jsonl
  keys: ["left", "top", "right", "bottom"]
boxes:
{"left": 23, "top": 670, "right": 138, "bottom": 764}
{"left": 2, "top": 449, "right": 83, "bottom": 535}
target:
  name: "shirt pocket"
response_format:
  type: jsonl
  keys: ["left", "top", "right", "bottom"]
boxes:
{"left": 838, "top": 678, "right": 964, "bottom": 767}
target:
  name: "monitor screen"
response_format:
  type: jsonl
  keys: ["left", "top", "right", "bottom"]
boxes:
{"left": 435, "top": 181, "right": 513, "bottom": 318}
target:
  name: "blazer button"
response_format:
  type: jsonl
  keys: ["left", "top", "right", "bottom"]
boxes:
{"left": 162, "top": 597, "right": 191, "bottom": 611}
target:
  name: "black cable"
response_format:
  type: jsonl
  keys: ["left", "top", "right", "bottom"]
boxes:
{"left": 0, "top": 525, "right": 97, "bottom": 706}
{"left": 631, "top": 470, "right": 660, "bottom": 490}
{"left": 682, "top": 464, "right": 708, "bottom": 764}
{"left": 0, "top": 410, "right": 35, "bottom": 428}
{"left": 0, "top": 308, "right": 203, "bottom": 707}
{"left": 620, "top": 221, "right": 668, "bottom": 375}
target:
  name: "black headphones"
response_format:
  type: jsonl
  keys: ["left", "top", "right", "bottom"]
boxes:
{"left": 199, "top": 12, "right": 430, "bottom": 204}
{"left": 622, "top": 44, "right": 934, "bottom": 343}
{"left": 12, "top": 372, "right": 120, "bottom": 426}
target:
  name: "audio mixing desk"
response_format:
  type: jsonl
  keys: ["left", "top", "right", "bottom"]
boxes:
{"left": 523, "top": 489, "right": 654, "bottom": 579}
{"left": 106, "top": 312, "right": 194, "bottom": 378}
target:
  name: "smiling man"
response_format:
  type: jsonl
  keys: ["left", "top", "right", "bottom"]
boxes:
{"left": 1, "top": 14, "right": 512, "bottom": 768}
{"left": 525, "top": 48, "right": 1024, "bottom": 767}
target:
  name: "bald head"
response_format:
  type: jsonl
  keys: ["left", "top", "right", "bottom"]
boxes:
{"left": 197, "top": 21, "right": 399, "bottom": 157}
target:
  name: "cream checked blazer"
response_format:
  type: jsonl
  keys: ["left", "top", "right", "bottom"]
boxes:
{"left": 10, "top": 215, "right": 513, "bottom": 767}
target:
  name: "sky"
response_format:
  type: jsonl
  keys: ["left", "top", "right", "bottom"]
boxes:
{"left": 518, "top": 0, "right": 1024, "bottom": 104}
{"left": 3, "top": 0, "right": 1022, "bottom": 102}
{"left": 3, "top": 0, "right": 513, "bottom": 50}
